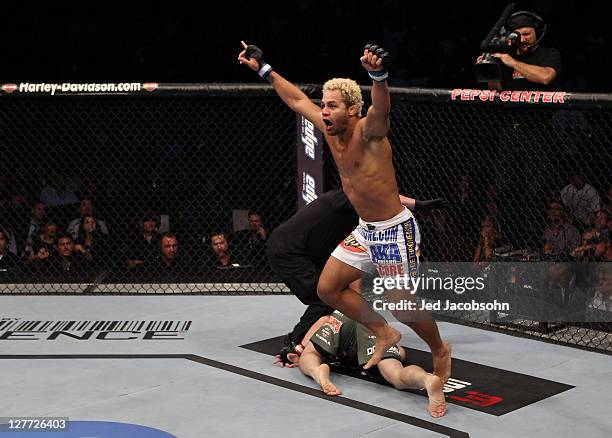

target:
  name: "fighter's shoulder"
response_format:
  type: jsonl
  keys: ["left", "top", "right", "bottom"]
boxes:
{"left": 355, "top": 116, "right": 389, "bottom": 144}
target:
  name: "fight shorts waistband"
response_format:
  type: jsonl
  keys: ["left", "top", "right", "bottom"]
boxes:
{"left": 358, "top": 207, "right": 414, "bottom": 232}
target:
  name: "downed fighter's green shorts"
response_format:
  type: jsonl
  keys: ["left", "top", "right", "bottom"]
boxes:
{"left": 310, "top": 310, "right": 401, "bottom": 366}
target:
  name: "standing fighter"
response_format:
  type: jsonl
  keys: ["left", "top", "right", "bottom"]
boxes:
{"left": 238, "top": 42, "right": 451, "bottom": 377}
{"left": 267, "top": 189, "right": 448, "bottom": 376}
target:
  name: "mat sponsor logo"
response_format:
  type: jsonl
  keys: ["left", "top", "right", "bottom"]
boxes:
{"left": 301, "top": 118, "right": 318, "bottom": 159}
{"left": 301, "top": 172, "right": 318, "bottom": 204}
{"left": 443, "top": 377, "right": 472, "bottom": 393}
{"left": 443, "top": 378, "right": 504, "bottom": 408}
{"left": 449, "top": 391, "right": 503, "bottom": 407}
{"left": 1, "top": 83, "right": 17, "bottom": 93}
{"left": 0, "top": 318, "right": 191, "bottom": 341}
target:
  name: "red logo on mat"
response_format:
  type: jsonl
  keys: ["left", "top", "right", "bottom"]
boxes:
{"left": 2, "top": 84, "right": 17, "bottom": 93}
{"left": 143, "top": 82, "right": 159, "bottom": 92}
{"left": 450, "top": 391, "right": 503, "bottom": 407}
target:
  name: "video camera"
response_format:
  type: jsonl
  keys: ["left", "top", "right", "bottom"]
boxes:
{"left": 474, "top": 3, "right": 546, "bottom": 82}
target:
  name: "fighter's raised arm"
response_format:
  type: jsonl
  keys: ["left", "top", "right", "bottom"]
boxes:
{"left": 360, "top": 44, "right": 392, "bottom": 140}
{"left": 242, "top": 40, "right": 451, "bottom": 378}
{"left": 238, "top": 41, "right": 324, "bottom": 132}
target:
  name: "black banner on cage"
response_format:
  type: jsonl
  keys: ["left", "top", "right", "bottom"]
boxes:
{"left": 296, "top": 114, "right": 323, "bottom": 209}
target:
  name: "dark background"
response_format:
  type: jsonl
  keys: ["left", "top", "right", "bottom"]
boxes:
{"left": 1, "top": 1, "right": 607, "bottom": 91}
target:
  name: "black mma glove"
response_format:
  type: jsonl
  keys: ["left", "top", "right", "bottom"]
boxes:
{"left": 277, "top": 346, "right": 296, "bottom": 366}
{"left": 364, "top": 43, "right": 392, "bottom": 81}
{"left": 414, "top": 198, "right": 448, "bottom": 214}
{"left": 244, "top": 44, "right": 273, "bottom": 79}
{"left": 276, "top": 342, "right": 305, "bottom": 366}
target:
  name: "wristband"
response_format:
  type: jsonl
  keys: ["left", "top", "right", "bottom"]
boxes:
{"left": 368, "top": 70, "right": 388, "bottom": 82}
{"left": 258, "top": 63, "right": 273, "bottom": 80}
{"left": 294, "top": 342, "right": 305, "bottom": 356}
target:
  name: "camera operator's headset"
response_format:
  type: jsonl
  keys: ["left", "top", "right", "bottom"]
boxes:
{"left": 507, "top": 11, "right": 547, "bottom": 49}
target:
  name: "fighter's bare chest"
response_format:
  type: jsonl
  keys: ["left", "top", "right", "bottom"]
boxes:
{"left": 328, "top": 142, "right": 366, "bottom": 175}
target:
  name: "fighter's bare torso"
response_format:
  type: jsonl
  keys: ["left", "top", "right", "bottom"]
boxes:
{"left": 324, "top": 120, "right": 403, "bottom": 223}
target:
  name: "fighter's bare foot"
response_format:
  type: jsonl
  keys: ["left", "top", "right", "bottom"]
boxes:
{"left": 363, "top": 325, "right": 401, "bottom": 369}
{"left": 432, "top": 341, "right": 452, "bottom": 384}
{"left": 424, "top": 373, "right": 446, "bottom": 418}
{"left": 320, "top": 380, "right": 342, "bottom": 396}
{"left": 313, "top": 364, "right": 342, "bottom": 396}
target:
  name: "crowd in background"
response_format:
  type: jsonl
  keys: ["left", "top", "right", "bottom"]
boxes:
{"left": 1, "top": 169, "right": 610, "bottom": 283}
{"left": 417, "top": 173, "right": 611, "bottom": 264}
{"left": 0, "top": 176, "right": 272, "bottom": 281}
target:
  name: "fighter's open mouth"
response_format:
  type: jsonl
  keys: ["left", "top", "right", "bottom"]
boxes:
{"left": 323, "top": 119, "right": 332, "bottom": 127}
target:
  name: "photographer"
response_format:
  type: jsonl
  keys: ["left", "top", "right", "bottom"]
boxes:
{"left": 478, "top": 11, "right": 562, "bottom": 90}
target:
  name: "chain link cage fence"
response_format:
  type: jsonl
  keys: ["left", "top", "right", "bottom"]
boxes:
{"left": 386, "top": 89, "right": 610, "bottom": 354}
{"left": 0, "top": 84, "right": 610, "bottom": 353}
{"left": 0, "top": 85, "right": 297, "bottom": 294}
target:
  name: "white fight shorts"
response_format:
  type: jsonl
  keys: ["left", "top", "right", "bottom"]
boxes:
{"left": 331, "top": 207, "right": 420, "bottom": 277}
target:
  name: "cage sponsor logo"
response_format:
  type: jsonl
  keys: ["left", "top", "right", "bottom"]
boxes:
{"left": 8, "top": 82, "right": 143, "bottom": 95}
{"left": 301, "top": 118, "right": 318, "bottom": 159}
{"left": 143, "top": 82, "right": 159, "bottom": 92}
{"left": 1, "top": 83, "right": 17, "bottom": 93}
{"left": 450, "top": 88, "right": 568, "bottom": 104}
{"left": 301, "top": 172, "right": 318, "bottom": 204}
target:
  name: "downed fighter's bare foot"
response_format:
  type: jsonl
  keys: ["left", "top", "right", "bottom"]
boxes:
{"left": 424, "top": 373, "right": 446, "bottom": 418}
{"left": 363, "top": 325, "right": 401, "bottom": 369}
{"left": 320, "top": 380, "right": 342, "bottom": 396}
{"left": 314, "top": 364, "right": 342, "bottom": 396}
{"left": 432, "top": 341, "right": 452, "bottom": 384}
